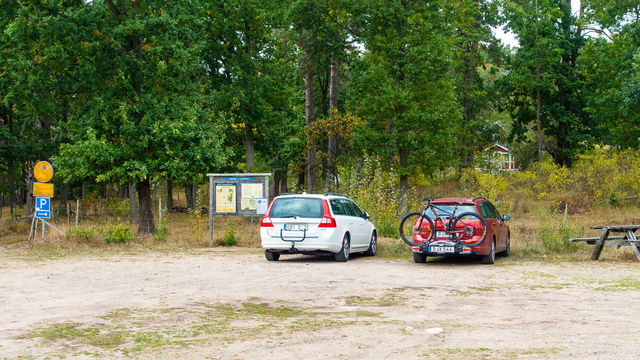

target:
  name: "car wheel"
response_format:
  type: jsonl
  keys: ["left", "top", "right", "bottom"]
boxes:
{"left": 498, "top": 234, "right": 510, "bottom": 257}
{"left": 265, "top": 250, "right": 280, "bottom": 261}
{"left": 334, "top": 234, "right": 350, "bottom": 262}
{"left": 364, "top": 231, "right": 377, "bottom": 256}
{"left": 413, "top": 252, "right": 427, "bottom": 263}
{"left": 480, "top": 238, "right": 496, "bottom": 264}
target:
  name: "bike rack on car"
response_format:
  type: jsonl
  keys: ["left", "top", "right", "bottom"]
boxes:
{"left": 280, "top": 229, "right": 307, "bottom": 253}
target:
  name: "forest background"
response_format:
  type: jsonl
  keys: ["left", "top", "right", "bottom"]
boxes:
{"left": 1, "top": 0, "right": 640, "bottom": 258}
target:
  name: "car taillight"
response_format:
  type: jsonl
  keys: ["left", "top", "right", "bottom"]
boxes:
{"left": 318, "top": 216, "right": 337, "bottom": 228}
{"left": 317, "top": 199, "right": 337, "bottom": 228}
{"left": 260, "top": 216, "right": 274, "bottom": 227}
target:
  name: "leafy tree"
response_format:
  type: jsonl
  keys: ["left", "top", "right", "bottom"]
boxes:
{"left": 501, "top": 0, "right": 590, "bottom": 166}
{"left": 348, "top": 0, "right": 460, "bottom": 203}
{"left": 54, "top": 0, "right": 227, "bottom": 233}
{"left": 578, "top": 0, "right": 640, "bottom": 148}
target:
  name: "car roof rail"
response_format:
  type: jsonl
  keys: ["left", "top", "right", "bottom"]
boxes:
{"left": 472, "top": 197, "right": 487, "bottom": 201}
{"left": 323, "top": 192, "right": 346, "bottom": 197}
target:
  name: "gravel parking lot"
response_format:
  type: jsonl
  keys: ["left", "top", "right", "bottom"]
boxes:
{"left": 1, "top": 249, "right": 639, "bottom": 359}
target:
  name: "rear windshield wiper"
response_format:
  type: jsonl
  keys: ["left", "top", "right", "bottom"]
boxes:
{"left": 276, "top": 215, "right": 298, "bottom": 218}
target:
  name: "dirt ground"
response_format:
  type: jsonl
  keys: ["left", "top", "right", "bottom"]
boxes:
{"left": 1, "top": 249, "right": 639, "bottom": 359}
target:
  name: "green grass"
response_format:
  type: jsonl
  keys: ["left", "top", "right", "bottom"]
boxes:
{"left": 20, "top": 300, "right": 381, "bottom": 357}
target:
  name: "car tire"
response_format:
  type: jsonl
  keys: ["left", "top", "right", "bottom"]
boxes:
{"left": 265, "top": 250, "right": 280, "bottom": 261}
{"left": 364, "top": 231, "right": 377, "bottom": 256}
{"left": 480, "top": 238, "right": 496, "bottom": 264}
{"left": 413, "top": 252, "right": 427, "bottom": 263}
{"left": 497, "top": 234, "right": 510, "bottom": 257}
{"left": 334, "top": 234, "right": 350, "bottom": 262}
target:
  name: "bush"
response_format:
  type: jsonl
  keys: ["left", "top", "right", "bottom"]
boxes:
{"left": 153, "top": 223, "right": 168, "bottom": 242}
{"left": 104, "top": 225, "right": 135, "bottom": 244}
{"left": 66, "top": 226, "right": 99, "bottom": 244}
{"left": 538, "top": 224, "right": 580, "bottom": 254}
{"left": 219, "top": 222, "right": 238, "bottom": 246}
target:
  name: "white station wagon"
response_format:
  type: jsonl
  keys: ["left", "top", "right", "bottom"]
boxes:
{"left": 260, "top": 193, "right": 377, "bottom": 262}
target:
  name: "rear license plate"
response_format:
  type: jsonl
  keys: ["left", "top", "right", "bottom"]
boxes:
{"left": 429, "top": 246, "right": 454, "bottom": 253}
{"left": 284, "top": 224, "right": 308, "bottom": 231}
{"left": 436, "top": 231, "right": 451, "bottom": 239}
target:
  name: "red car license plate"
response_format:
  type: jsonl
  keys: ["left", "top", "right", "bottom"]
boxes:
{"left": 430, "top": 246, "right": 454, "bottom": 253}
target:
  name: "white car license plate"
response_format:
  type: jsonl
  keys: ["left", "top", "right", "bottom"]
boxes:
{"left": 284, "top": 224, "right": 308, "bottom": 231}
{"left": 436, "top": 231, "right": 451, "bottom": 239}
{"left": 430, "top": 246, "right": 454, "bottom": 253}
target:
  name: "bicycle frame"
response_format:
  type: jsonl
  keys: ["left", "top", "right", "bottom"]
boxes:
{"left": 422, "top": 200, "right": 467, "bottom": 239}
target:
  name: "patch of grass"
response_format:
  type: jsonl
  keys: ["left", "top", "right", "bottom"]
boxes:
{"left": 422, "top": 347, "right": 562, "bottom": 359}
{"left": 242, "top": 302, "right": 307, "bottom": 319}
{"left": 344, "top": 293, "right": 407, "bottom": 307}
{"left": 377, "top": 237, "right": 411, "bottom": 258}
{"left": 594, "top": 277, "right": 640, "bottom": 291}
{"left": 25, "top": 322, "right": 126, "bottom": 348}
{"left": 21, "top": 300, "right": 385, "bottom": 358}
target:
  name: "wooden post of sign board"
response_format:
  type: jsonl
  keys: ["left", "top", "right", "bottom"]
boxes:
{"left": 67, "top": 202, "right": 70, "bottom": 226}
{"left": 75, "top": 199, "right": 79, "bottom": 226}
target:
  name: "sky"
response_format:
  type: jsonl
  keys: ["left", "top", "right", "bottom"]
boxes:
{"left": 494, "top": 0, "right": 581, "bottom": 48}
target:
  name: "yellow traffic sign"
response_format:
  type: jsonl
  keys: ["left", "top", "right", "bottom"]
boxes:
{"left": 33, "top": 182, "right": 54, "bottom": 197}
{"left": 34, "top": 161, "right": 53, "bottom": 183}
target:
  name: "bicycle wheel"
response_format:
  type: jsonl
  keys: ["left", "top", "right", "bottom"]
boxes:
{"left": 399, "top": 212, "right": 435, "bottom": 246}
{"left": 451, "top": 212, "right": 487, "bottom": 246}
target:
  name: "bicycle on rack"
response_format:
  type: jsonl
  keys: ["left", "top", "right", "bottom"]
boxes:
{"left": 399, "top": 197, "right": 488, "bottom": 247}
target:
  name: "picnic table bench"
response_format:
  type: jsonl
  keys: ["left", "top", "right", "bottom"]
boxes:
{"left": 569, "top": 225, "right": 640, "bottom": 261}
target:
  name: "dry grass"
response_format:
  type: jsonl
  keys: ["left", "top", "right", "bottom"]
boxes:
{"left": 2, "top": 204, "right": 640, "bottom": 262}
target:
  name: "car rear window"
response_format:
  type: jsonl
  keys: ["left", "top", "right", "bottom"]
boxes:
{"left": 425, "top": 204, "right": 478, "bottom": 219}
{"left": 270, "top": 198, "right": 324, "bottom": 218}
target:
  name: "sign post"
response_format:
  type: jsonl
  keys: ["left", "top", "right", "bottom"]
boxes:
{"left": 206, "top": 173, "right": 271, "bottom": 246}
{"left": 28, "top": 161, "right": 62, "bottom": 241}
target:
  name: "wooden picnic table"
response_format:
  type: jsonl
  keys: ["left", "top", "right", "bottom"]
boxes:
{"left": 569, "top": 225, "right": 640, "bottom": 261}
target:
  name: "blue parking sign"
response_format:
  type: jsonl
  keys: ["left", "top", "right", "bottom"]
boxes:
{"left": 35, "top": 197, "right": 51, "bottom": 219}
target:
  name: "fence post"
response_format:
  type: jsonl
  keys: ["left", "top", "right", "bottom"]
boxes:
{"left": 208, "top": 176, "right": 214, "bottom": 246}
{"left": 75, "top": 199, "right": 79, "bottom": 226}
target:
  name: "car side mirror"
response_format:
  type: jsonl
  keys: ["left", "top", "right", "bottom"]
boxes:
{"left": 363, "top": 212, "right": 370, "bottom": 220}
{"left": 502, "top": 215, "right": 511, "bottom": 221}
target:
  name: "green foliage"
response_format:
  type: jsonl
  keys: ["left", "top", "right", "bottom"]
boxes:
{"left": 104, "top": 225, "right": 135, "bottom": 244}
{"left": 347, "top": 0, "right": 461, "bottom": 191}
{"left": 153, "top": 223, "right": 168, "bottom": 242}
{"left": 219, "top": 222, "right": 238, "bottom": 247}
{"left": 501, "top": 0, "right": 591, "bottom": 166}
{"left": 341, "top": 156, "right": 408, "bottom": 237}
{"left": 462, "top": 148, "right": 640, "bottom": 214}
{"left": 66, "top": 227, "right": 99, "bottom": 244}
{"left": 538, "top": 224, "right": 580, "bottom": 254}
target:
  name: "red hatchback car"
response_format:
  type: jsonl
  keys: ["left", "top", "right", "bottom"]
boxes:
{"left": 403, "top": 197, "right": 511, "bottom": 264}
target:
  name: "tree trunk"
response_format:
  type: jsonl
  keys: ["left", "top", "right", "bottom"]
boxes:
{"left": 166, "top": 180, "right": 173, "bottom": 210}
{"left": 536, "top": 87, "right": 542, "bottom": 162}
{"left": 399, "top": 149, "right": 409, "bottom": 214}
{"left": 185, "top": 183, "right": 196, "bottom": 211}
{"left": 8, "top": 156, "right": 15, "bottom": 218}
{"left": 25, "top": 168, "right": 33, "bottom": 225}
{"left": 58, "top": 183, "right": 69, "bottom": 215}
{"left": 118, "top": 184, "right": 128, "bottom": 198}
{"left": 129, "top": 183, "right": 138, "bottom": 224}
{"left": 280, "top": 171, "right": 288, "bottom": 194}
{"left": 137, "top": 177, "right": 155, "bottom": 234}
{"left": 460, "top": 35, "right": 480, "bottom": 168}
{"left": 304, "top": 46, "right": 317, "bottom": 192}
{"left": 245, "top": 126, "right": 255, "bottom": 171}
{"left": 327, "top": 56, "right": 339, "bottom": 191}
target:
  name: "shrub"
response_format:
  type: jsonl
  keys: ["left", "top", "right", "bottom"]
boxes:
{"left": 219, "top": 222, "right": 237, "bottom": 246}
{"left": 538, "top": 224, "right": 580, "bottom": 254}
{"left": 153, "top": 223, "right": 168, "bottom": 242}
{"left": 66, "top": 226, "right": 99, "bottom": 244}
{"left": 104, "top": 225, "right": 135, "bottom": 244}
